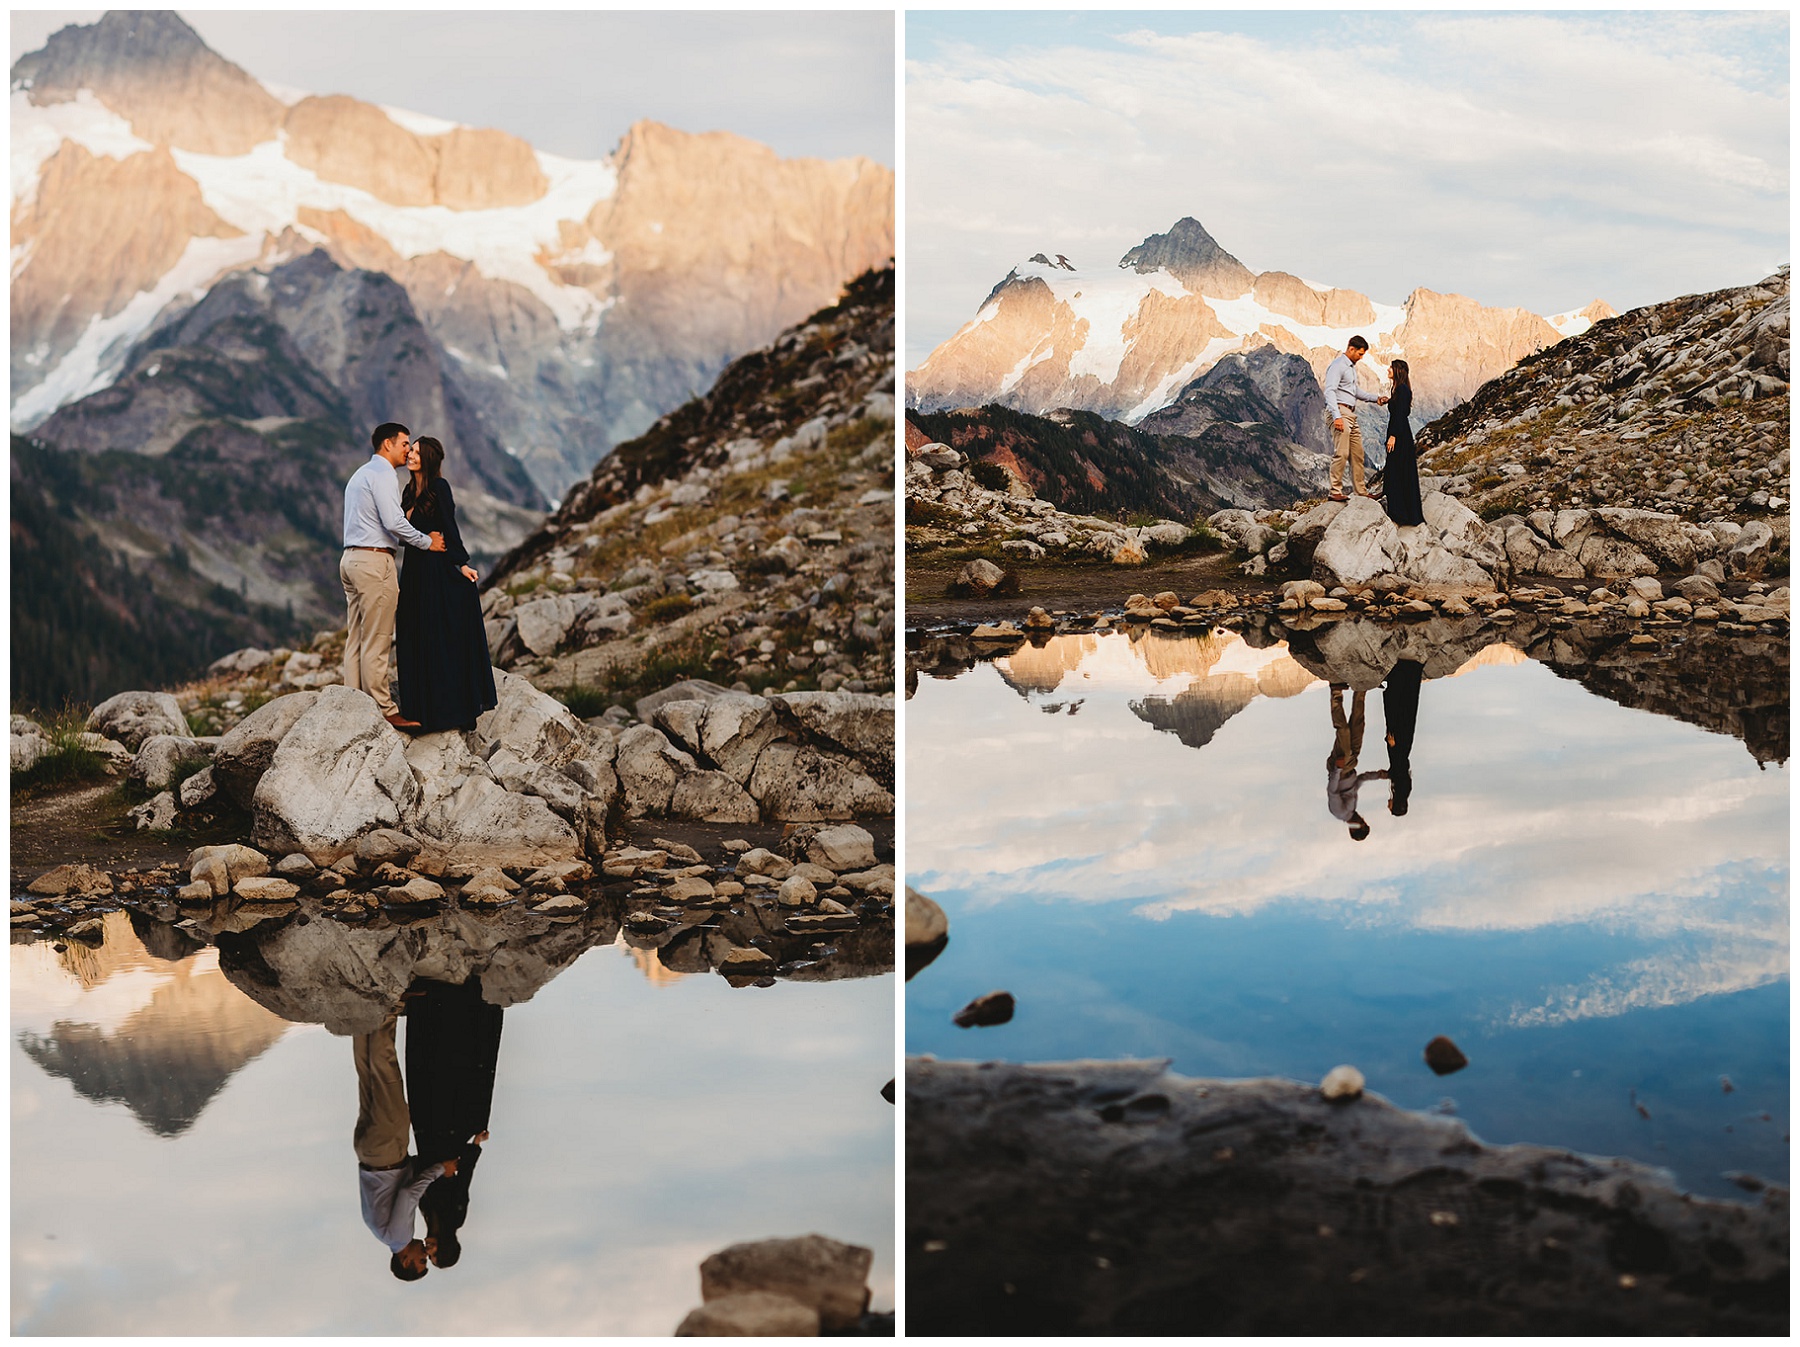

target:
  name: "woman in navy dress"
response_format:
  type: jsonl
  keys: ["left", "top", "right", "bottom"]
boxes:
{"left": 1383, "top": 359, "right": 1424, "bottom": 526}
{"left": 396, "top": 436, "right": 497, "bottom": 731}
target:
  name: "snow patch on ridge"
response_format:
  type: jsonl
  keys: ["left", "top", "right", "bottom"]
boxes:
{"left": 1015, "top": 258, "right": 1188, "bottom": 387}
{"left": 380, "top": 104, "right": 463, "bottom": 137}
{"left": 1547, "top": 309, "right": 1595, "bottom": 340}
{"left": 11, "top": 90, "right": 153, "bottom": 202}
{"left": 1206, "top": 292, "right": 1406, "bottom": 351}
{"left": 167, "top": 138, "right": 618, "bottom": 333}
{"left": 11, "top": 232, "right": 266, "bottom": 430}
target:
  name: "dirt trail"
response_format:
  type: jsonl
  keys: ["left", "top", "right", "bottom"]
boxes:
{"left": 12, "top": 784, "right": 202, "bottom": 892}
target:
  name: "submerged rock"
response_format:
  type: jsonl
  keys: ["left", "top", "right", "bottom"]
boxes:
{"left": 698, "top": 1234, "right": 873, "bottom": 1332}
{"left": 1423, "top": 1036, "right": 1469, "bottom": 1076}
{"left": 953, "top": 990, "right": 1015, "bottom": 1028}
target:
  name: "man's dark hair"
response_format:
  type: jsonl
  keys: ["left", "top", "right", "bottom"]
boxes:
{"left": 371, "top": 422, "right": 410, "bottom": 453}
{"left": 1349, "top": 816, "right": 1371, "bottom": 841}
{"left": 390, "top": 1248, "right": 427, "bottom": 1282}
{"left": 1347, "top": 336, "right": 1369, "bottom": 352}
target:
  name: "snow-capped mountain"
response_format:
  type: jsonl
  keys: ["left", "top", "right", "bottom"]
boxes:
{"left": 11, "top": 11, "right": 894, "bottom": 498}
{"left": 908, "top": 217, "right": 1610, "bottom": 432}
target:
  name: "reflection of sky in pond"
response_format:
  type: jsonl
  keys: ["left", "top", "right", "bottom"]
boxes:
{"left": 13, "top": 923, "right": 894, "bottom": 1334}
{"left": 906, "top": 628, "right": 1788, "bottom": 1199}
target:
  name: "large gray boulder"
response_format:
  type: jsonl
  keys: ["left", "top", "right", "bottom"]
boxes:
{"left": 1576, "top": 533, "right": 1658, "bottom": 579}
{"left": 212, "top": 692, "right": 320, "bottom": 808}
{"left": 670, "top": 770, "right": 760, "bottom": 824}
{"left": 772, "top": 691, "right": 896, "bottom": 785}
{"left": 1419, "top": 494, "right": 1506, "bottom": 576}
{"left": 634, "top": 679, "right": 733, "bottom": 726}
{"left": 1282, "top": 500, "right": 1346, "bottom": 572}
{"left": 1311, "top": 497, "right": 1400, "bottom": 586}
{"left": 1596, "top": 508, "right": 1698, "bottom": 572}
{"left": 748, "top": 743, "right": 894, "bottom": 821}
{"left": 1207, "top": 509, "right": 1278, "bottom": 556}
{"left": 404, "top": 732, "right": 584, "bottom": 868}
{"left": 699, "top": 694, "right": 781, "bottom": 785}
{"left": 1728, "top": 520, "right": 1775, "bottom": 578}
{"left": 250, "top": 686, "right": 420, "bottom": 865}
{"left": 616, "top": 724, "right": 698, "bottom": 817}
{"left": 130, "top": 735, "right": 213, "bottom": 790}
{"left": 475, "top": 670, "right": 618, "bottom": 819}
{"left": 85, "top": 691, "right": 188, "bottom": 750}
{"left": 698, "top": 1235, "right": 872, "bottom": 1332}
{"left": 512, "top": 593, "right": 599, "bottom": 657}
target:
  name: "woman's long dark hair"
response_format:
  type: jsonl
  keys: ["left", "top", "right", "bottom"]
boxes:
{"left": 404, "top": 436, "right": 446, "bottom": 517}
{"left": 1389, "top": 358, "right": 1411, "bottom": 391}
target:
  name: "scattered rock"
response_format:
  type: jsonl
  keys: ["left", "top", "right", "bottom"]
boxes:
{"left": 1320, "top": 1065, "right": 1365, "bottom": 1101}
{"left": 235, "top": 876, "right": 300, "bottom": 903}
{"left": 27, "top": 863, "right": 114, "bottom": 897}
{"left": 85, "top": 690, "right": 189, "bottom": 750}
{"left": 953, "top": 990, "right": 1015, "bottom": 1028}
{"left": 1423, "top": 1036, "right": 1469, "bottom": 1076}
{"left": 698, "top": 1234, "right": 873, "bottom": 1332}
{"left": 675, "top": 1292, "right": 819, "bottom": 1337}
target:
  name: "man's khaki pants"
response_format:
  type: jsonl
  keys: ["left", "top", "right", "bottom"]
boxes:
{"left": 341, "top": 548, "right": 399, "bottom": 718}
{"left": 1330, "top": 408, "right": 1367, "bottom": 496}
{"left": 353, "top": 1014, "right": 409, "bottom": 1168}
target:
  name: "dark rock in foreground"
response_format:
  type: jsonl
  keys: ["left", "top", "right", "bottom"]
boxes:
{"left": 906, "top": 1057, "right": 1787, "bottom": 1336}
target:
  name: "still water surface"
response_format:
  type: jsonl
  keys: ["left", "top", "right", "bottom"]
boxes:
{"left": 13, "top": 921, "right": 893, "bottom": 1334}
{"left": 906, "top": 626, "right": 1787, "bottom": 1201}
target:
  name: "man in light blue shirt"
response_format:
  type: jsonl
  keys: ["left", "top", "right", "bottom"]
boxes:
{"left": 342, "top": 422, "right": 443, "bottom": 730}
{"left": 1322, "top": 337, "right": 1387, "bottom": 501}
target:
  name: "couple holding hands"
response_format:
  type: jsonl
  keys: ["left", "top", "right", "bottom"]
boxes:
{"left": 1322, "top": 337, "right": 1423, "bottom": 527}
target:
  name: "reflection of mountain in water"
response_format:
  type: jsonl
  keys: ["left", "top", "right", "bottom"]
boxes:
{"left": 995, "top": 628, "right": 1320, "bottom": 749}
{"left": 1135, "top": 673, "right": 1260, "bottom": 750}
{"left": 15, "top": 913, "right": 290, "bottom": 1136}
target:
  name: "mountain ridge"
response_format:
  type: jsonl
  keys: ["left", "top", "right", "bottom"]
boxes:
{"left": 907, "top": 217, "right": 1608, "bottom": 437}
{"left": 11, "top": 10, "right": 894, "bottom": 499}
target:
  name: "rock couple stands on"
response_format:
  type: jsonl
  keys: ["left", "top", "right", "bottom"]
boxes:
{"left": 99, "top": 672, "right": 892, "bottom": 869}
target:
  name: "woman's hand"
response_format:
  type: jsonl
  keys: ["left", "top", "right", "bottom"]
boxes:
{"left": 460, "top": 565, "right": 478, "bottom": 583}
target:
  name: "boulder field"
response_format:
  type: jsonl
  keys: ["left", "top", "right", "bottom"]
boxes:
{"left": 49, "top": 668, "right": 892, "bottom": 871}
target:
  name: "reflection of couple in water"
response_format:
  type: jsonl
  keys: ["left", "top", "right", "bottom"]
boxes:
{"left": 1325, "top": 660, "right": 1423, "bottom": 840}
{"left": 353, "top": 977, "right": 504, "bottom": 1281}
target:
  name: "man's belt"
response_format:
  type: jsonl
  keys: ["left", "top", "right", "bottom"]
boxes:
{"left": 346, "top": 545, "right": 395, "bottom": 554}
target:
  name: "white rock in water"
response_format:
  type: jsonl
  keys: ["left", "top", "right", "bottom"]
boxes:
{"left": 1320, "top": 1065, "right": 1365, "bottom": 1101}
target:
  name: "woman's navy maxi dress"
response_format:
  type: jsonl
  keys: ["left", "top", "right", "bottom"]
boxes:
{"left": 396, "top": 478, "right": 498, "bottom": 731}
{"left": 1384, "top": 384, "right": 1424, "bottom": 526}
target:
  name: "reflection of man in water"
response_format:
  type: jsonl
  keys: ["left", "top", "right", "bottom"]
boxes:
{"left": 1326, "top": 684, "right": 1388, "bottom": 840}
{"left": 406, "top": 977, "right": 505, "bottom": 1270}
{"left": 1383, "top": 660, "right": 1425, "bottom": 816}
{"left": 353, "top": 1011, "right": 453, "bottom": 1280}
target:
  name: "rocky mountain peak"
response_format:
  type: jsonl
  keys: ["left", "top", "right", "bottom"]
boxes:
{"left": 1118, "top": 216, "right": 1255, "bottom": 297}
{"left": 12, "top": 10, "right": 284, "bottom": 156}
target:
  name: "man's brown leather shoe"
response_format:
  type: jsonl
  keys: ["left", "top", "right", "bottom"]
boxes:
{"left": 385, "top": 713, "right": 423, "bottom": 732}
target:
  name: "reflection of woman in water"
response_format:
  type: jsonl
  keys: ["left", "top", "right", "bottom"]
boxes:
{"left": 404, "top": 977, "right": 504, "bottom": 1268}
{"left": 1384, "top": 659, "right": 1425, "bottom": 816}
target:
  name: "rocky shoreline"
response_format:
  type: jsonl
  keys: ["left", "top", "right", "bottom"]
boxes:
{"left": 906, "top": 1057, "right": 1788, "bottom": 1335}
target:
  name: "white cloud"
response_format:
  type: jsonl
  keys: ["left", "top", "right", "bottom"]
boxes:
{"left": 905, "top": 12, "right": 1788, "bottom": 368}
{"left": 906, "top": 632, "right": 1788, "bottom": 1026}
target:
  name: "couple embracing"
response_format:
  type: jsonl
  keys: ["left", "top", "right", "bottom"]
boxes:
{"left": 340, "top": 422, "right": 497, "bottom": 734}
{"left": 1322, "top": 336, "right": 1423, "bottom": 527}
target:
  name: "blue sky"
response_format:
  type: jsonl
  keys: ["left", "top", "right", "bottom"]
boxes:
{"left": 11, "top": 11, "right": 895, "bottom": 166}
{"left": 906, "top": 10, "right": 1789, "bottom": 367}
